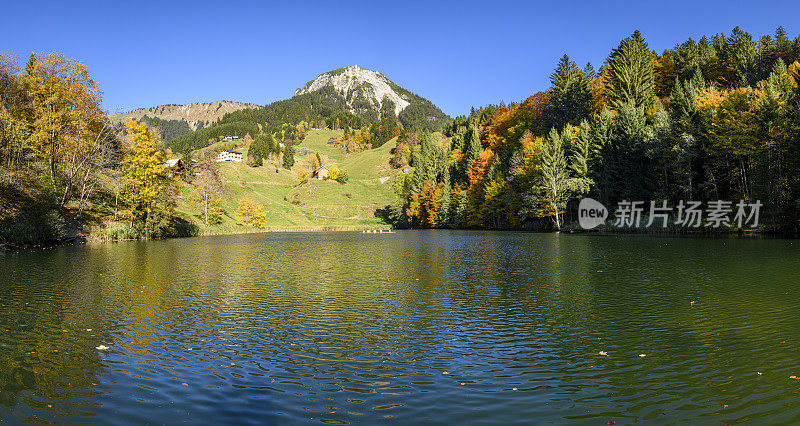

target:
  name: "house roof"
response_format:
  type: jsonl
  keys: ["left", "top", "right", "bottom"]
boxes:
{"left": 164, "top": 159, "right": 182, "bottom": 167}
{"left": 313, "top": 165, "right": 330, "bottom": 172}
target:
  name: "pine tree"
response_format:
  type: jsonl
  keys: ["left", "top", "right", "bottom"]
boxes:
{"left": 570, "top": 121, "right": 593, "bottom": 192}
{"left": 672, "top": 77, "right": 699, "bottom": 120}
{"left": 689, "top": 66, "right": 705, "bottom": 90}
{"left": 548, "top": 54, "right": 591, "bottom": 130}
{"left": 282, "top": 145, "right": 295, "bottom": 169}
{"left": 466, "top": 125, "right": 481, "bottom": 164}
{"left": 607, "top": 31, "right": 656, "bottom": 111}
{"left": 768, "top": 58, "right": 795, "bottom": 98}
{"left": 727, "top": 26, "right": 758, "bottom": 87}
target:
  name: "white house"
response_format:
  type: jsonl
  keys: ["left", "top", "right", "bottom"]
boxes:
{"left": 216, "top": 150, "right": 243, "bottom": 162}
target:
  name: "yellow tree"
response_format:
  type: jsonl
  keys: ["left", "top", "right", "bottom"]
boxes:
{"left": 236, "top": 198, "right": 266, "bottom": 227}
{"left": 23, "top": 52, "right": 104, "bottom": 205}
{"left": 120, "top": 120, "right": 170, "bottom": 228}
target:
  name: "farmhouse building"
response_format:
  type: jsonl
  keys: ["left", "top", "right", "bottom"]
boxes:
{"left": 313, "top": 166, "right": 329, "bottom": 180}
{"left": 163, "top": 158, "right": 184, "bottom": 177}
{"left": 217, "top": 150, "right": 243, "bottom": 162}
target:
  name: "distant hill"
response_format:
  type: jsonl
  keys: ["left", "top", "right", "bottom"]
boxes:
{"left": 110, "top": 101, "right": 257, "bottom": 132}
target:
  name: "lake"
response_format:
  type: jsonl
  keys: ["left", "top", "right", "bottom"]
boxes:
{"left": 1, "top": 231, "right": 799, "bottom": 424}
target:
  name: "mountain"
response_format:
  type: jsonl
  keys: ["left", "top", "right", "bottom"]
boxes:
{"left": 110, "top": 101, "right": 257, "bottom": 131}
{"left": 293, "top": 66, "right": 450, "bottom": 127}
{"left": 164, "top": 66, "right": 451, "bottom": 153}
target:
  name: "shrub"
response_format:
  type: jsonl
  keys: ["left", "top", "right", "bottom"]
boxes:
{"left": 327, "top": 164, "right": 339, "bottom": 181}
{"left": 0, "top": 208, "right": 64, "bottom": 246}
{"left": 297, "top": 167, "right": 311, "bottom": 184}
{"left": 334, "top": 169, "right": 349, "bottom": 184}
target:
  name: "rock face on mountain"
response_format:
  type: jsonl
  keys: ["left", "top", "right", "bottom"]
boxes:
{"left": 110, "top": 101, "right": 256, "bottom": 131}
{"left": 294, "top": 66, "right": 419, "bottom": 118}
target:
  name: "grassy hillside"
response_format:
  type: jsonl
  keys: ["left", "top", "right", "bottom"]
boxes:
{"left": 175, "top": 129, "right": 401, "bottom": 233}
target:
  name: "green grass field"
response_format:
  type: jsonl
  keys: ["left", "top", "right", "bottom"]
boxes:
{"left": 175, "top": 130, "right": 401, "bottom": 233}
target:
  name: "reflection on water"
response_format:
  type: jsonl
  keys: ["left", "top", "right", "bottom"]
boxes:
{"left": 1, "top": 231, "right": 800, "bottom": 424}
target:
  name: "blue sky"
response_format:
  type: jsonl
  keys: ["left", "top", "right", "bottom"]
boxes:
{"left": 3, "top": 0, "right": 799, "bottom": 117}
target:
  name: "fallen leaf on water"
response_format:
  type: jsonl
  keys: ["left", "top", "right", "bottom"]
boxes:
{"left": 512, "top": 388, "right": 518, "bottom": 391}
{"left": 790, "top": 376, "right": 800, "bottom": 380}
{"left": 271, "top": 378, "right": 275, "bottom": 383}
{"left": 47, "top": 405, "right": 52, "bottom": 408}
{"left": 599, "top": 351, "right": 608, "bottom": 357}
{"left": 607, "top": 422, "right": 616, "bottom": 425}
{"left": 639, "top": 354, "right": 646, "bottom": 357}
{"left": 723, "top": 404, "right": 729, "bottom": 408}
{"left": 460, "top": 382, "right": 465, "bottom": 385}
{"left": 757, "top": 372, "right": 763, "bottom": 375}
{"left": 182, "top": 383, "right": 188, "bottom": 386}
{"left": 96, "top": 345, "right": 109, "bottom": 351}
{"left": 442, "top": 371, "right": 449, "bottom": 375}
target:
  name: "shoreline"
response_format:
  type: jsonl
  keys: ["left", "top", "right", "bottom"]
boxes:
{"left": 4, "top": 224, "right": 796, "bottom": 251}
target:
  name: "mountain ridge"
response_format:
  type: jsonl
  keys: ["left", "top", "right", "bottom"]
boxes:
{"left": 110, "top": 101, "right": 257, "bottom": 131}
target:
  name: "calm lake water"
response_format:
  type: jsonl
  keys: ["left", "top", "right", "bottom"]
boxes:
{"left": 1, "top": 231, "right": 799, "bottom": 424}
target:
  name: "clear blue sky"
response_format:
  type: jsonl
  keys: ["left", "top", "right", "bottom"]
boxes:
{"left": 3, "top": 0, "right": 799, "bottom": 117}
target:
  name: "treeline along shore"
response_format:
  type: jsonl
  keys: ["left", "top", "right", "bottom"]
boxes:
{"left": 2, "top": 26, "right": 800, "bottom": 247}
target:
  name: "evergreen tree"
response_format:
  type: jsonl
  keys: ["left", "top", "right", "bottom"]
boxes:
{"left": 570, "top": 121, "right": 593, "bottom": 191}
{"left": 282, "top": 145, "right": 295, "bottom": 169}
{"left": 548, "top": 55, "right": 591, "bottom": 130}
{"left": 607, "top": 31, "right": 656, "bottom": 111}
{"left": 768, "top": 58, "right": 796, "bottom": 98}
{"left": 672, "top": 77, "right": 699, "bottom": 121}
{"left": 727, "top": 26, "right": 758, "bottom": 87}
{"left": 249, "top": 134, "right": 269, "bottom": 166}
{"left": 466, "top": 125, "right": 481, "bottom": 164}
{"left": 182, "top": 149, "right": 194, "bottom": 177}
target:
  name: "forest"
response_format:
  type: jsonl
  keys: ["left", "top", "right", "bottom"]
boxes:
{"left": 387, "top": 27, "right": 800, "bottom": 232}
{"left": 0, "top": 52, "right": 195, "bottom": 245}
{"left": 2, "top": 26, "right": 800, "bottom": 247}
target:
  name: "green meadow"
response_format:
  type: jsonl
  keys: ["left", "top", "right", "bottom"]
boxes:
{"left": 175, "top": 130, "right": 401, "bottom": 233}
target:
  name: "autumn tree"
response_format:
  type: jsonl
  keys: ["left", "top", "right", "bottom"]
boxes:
{"left": 236, "top": 198, "right": 266, "bottom": 228}
{"left": 297, "top": 167, "right": 310, "bottom": 184}
{"left": 23, "top": 52, "right": 111, "bottom": 208}
{"left": 120, "top": 120, "right": 175, "bottom": 232}
{"left": 193, "top": 157, "right": 225, "bottom": 224}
